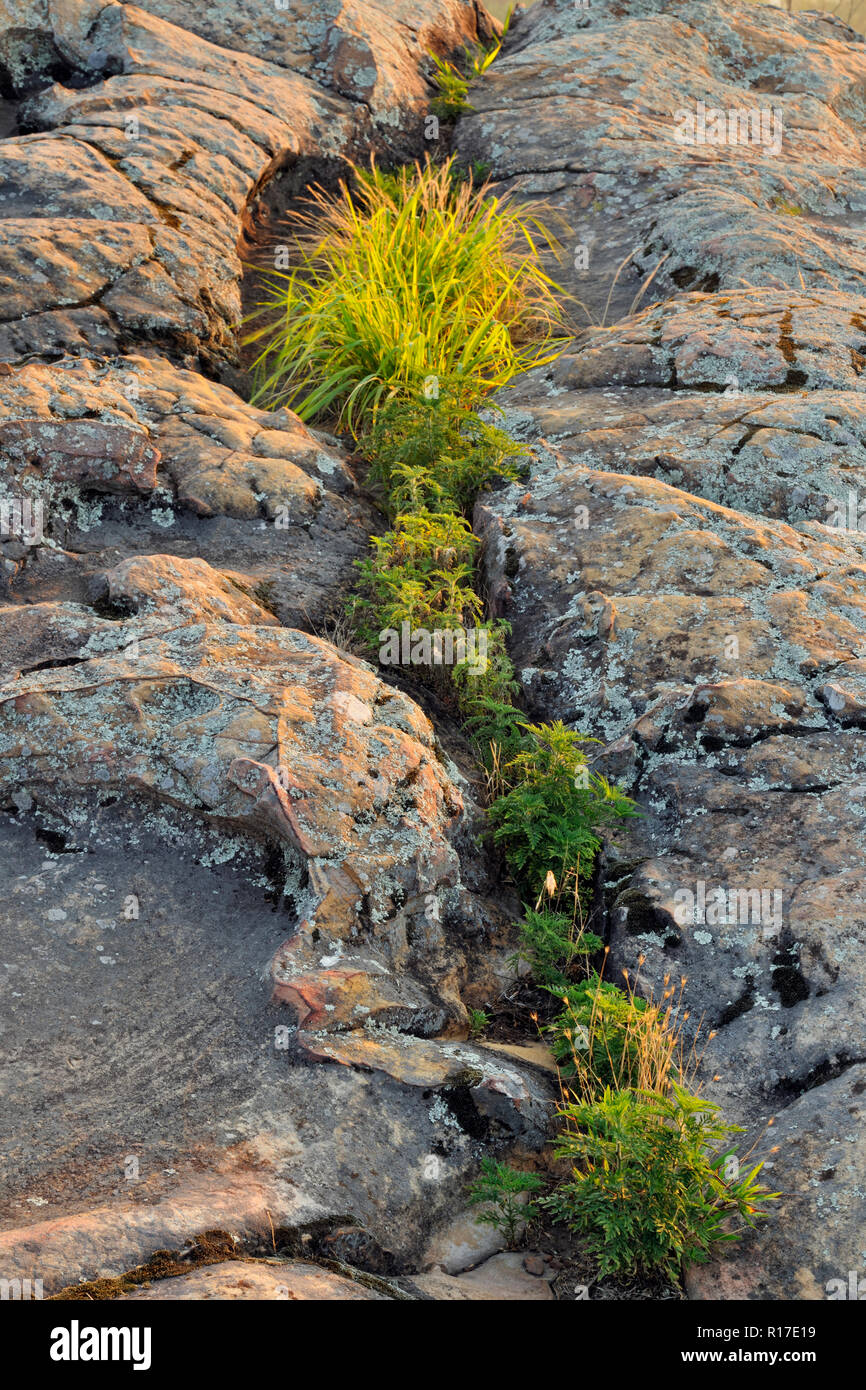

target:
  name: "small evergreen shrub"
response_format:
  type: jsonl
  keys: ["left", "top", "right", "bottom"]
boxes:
{"left": 468, "top": 1157, "right": 545, "bottom": 1247}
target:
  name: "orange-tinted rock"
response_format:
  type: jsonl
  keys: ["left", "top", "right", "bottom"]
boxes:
{"left": 121, "top": 1260, "right": 391, "bottom": 1300}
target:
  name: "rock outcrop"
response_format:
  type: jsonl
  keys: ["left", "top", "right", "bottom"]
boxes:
{"left": 3, "top": 0, "right": 864, "bottom": 1303}
{"left": 0, "top": 0, "right": 554, "bottom": 1300}
{"left": 460, "top": 0, "right": 866, "bottom": 1298}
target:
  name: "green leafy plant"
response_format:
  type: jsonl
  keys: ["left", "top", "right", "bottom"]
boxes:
{"left": 452, "top": 621, "right": 521, "bottom": 710}
{"left": 429, "top": 14, "right": 509, "bottom": 120}
{"left": 468, "top": 1158, "right": 545, "bottom": 1247}
{"left": 364, "top": 391, "right": 527, "bottom": 519}
{"left": 509, "top": 908, "right": 602, "bottom": 991}
{"left": 345, "top": 390, "right": 532, "bottom": 702}
{"left": 461, "top": 693, "right": 529, "bottom": 765}
{"left": 542, "top": 1083, "right": 779, "bottom": 1281}
{"left": 546, "top": 973, "right": 652, "bottom": 1093}
{"left": 429, "top": 51, "right": 472, "bottom": 118}
{"left": 247, "top": 156, "right": 565, "bottom": 433}
{"left": 468, "top": 1007, "right": 490, "bottom": 1038}
{"left": 488, "top": 721, "right": 638, "bottom": 901}
{"left": 348, "top": 509, "right": 482, "bottom": 651}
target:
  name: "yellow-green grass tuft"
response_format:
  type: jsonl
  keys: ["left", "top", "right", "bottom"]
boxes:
{"left": 245, "top": 155, "right": 567, "bottom": 435}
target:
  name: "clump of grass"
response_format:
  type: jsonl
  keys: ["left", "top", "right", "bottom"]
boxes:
{"left": 429, "top": 36, "right": 502, "bottom": 117}
{"left": 429, "top": 51, "right": 472, "bottom": 118}
{"left": 246, "top": 156, "right": 565, "bottom": 434}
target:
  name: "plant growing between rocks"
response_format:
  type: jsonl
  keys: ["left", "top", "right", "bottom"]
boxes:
{"left": 467, "top": 1156, "right": 544, "bottom": 1248}
{"left": 247, "top": 155, "right": 564, "bottom": 432}
{"left": 249, "top": 153, "right": 778, "bottom": 1291}
{"left": 541, "top": 1085, "right": 778, "bottom": 1282}
{"left": 487, "top": 721, "right": 638, "bottom": 905}
{"left": 429, "top": 6, "right": 513, "bottom": 119}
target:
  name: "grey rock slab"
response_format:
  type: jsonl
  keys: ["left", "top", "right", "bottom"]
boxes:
{"left": 467, "top": 0, "right": 866, "bottom": 1299}
{"left": 0, "top": 802, "right": 527, "bottom": 1292}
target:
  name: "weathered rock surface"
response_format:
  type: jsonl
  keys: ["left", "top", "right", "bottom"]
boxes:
{"left": 120, "top": 1260, "right": 393, "bottom": 1300}
{"left": 113, "top": 0, "right": 496, "bottom": 122}
{"left": 465, "top": 0, "right": 866, "bottom": 1299}
{"left": 0, "top": 626, "right": 544, "bottom": 1292}
{"left": 0, "top": 0, "right": 546, "bottom": 1304}
{"left": 420, "top": 1205, "right": 508, "bottom": 1273}
{"left": 685, "top": 1065, "right": 866, "bottom": 1300}
{"left": 0, "top": 0, "right": 489, "bottom": 369}
{"left": 0, "top": 3, "right": 359, "bottom": 368}
{"left": 6, "top": 0, "right": 863, "bottom": 1305}
{"left": 0, "top": 355, "right": 375, "bottom": 627}
{"left": 409, "top": 1250, "right": 556, "bottom": 1300}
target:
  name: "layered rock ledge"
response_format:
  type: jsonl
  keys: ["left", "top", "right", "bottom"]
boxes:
{"left": 2, "top": 0, "right": 864, "bottom": 1302}
{"left": 0, "top": 0, "right": 555, "bottom": 1299}
{"left": 460, "top": 0, "right": 866, "bottom": 1298}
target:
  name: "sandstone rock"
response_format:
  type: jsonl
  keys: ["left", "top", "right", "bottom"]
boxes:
{"left": 120, "top": 1259, "right": 392, "bottom": 1300}
{"left": 464, "top": 0, "right": 866, "bottom": 1299}
{"left": 295, "top": 1027, "right": 553, "bottom": 1140}
{"left": 458, "top": 0, "right": 866, "bottom": 312}
{"left": 410, "top": 1250, "right": 555, "bottom": 1300}
{"left": 274, "top": 966, "right": 435, "bottom": 1034}
{"left": 0, "top": 606, "right": 467, "bottom": 943}
{"left": 96, "top": 555, "right": 280, "bottom": 627}
{"left": 0, "top": 417, "right": 158, "bottom": 494}
{"left": 296, "top": 1029, "right": 484, "bottom": 1087}
{"left": 0, "top": 1166, "right": 323, "bottom": 1297}
{"left": 0, "top": 794, "right": 533, "bottom": 1294}
{"left": 476, "top": 456, "right": 866, "bottom": 739}
{"left": 0, "top": 355, "right": 374, "bottom": 627}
